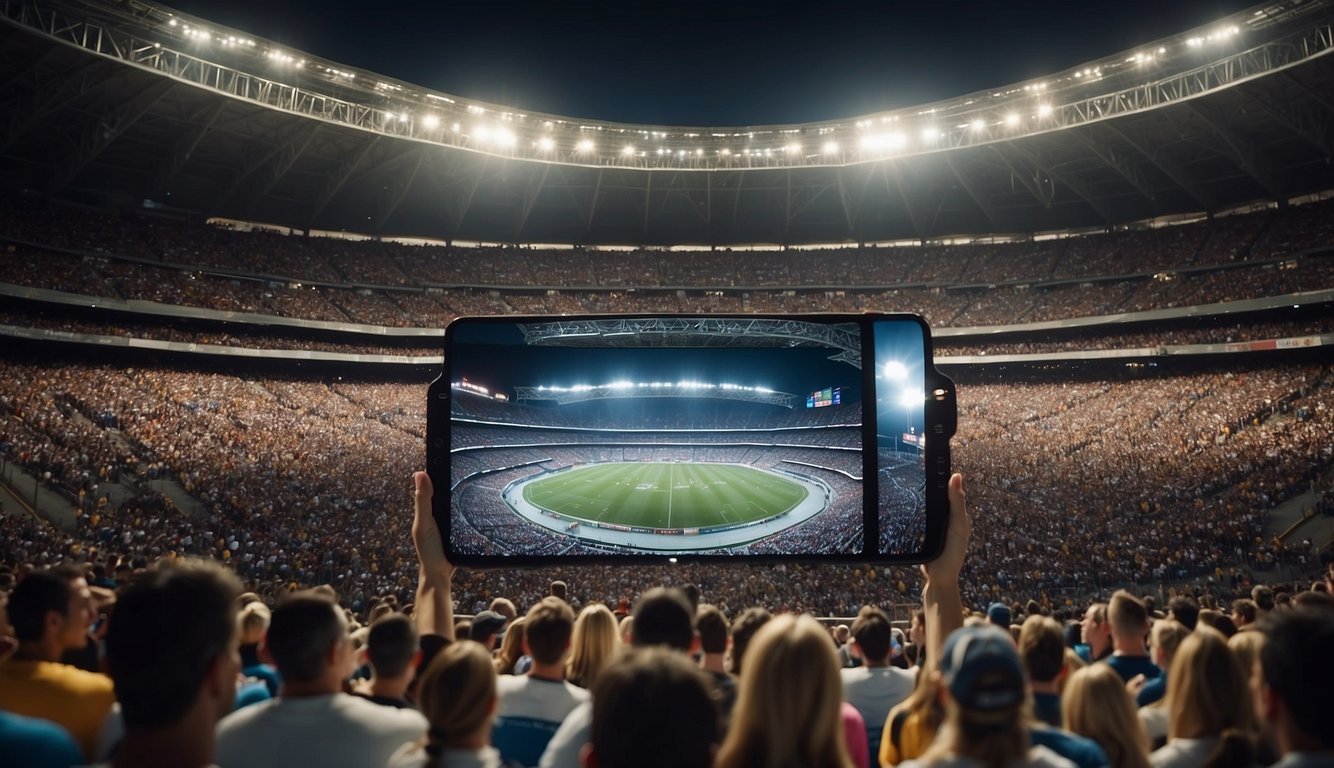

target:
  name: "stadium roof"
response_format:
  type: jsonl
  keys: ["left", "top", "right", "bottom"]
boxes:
{"left": 2, "top": 0, "right": 1334, "bottom": 246}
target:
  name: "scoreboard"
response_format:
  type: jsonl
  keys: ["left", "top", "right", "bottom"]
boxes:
{"left": 806, "top": 386, "right": 841, "bottom": 409}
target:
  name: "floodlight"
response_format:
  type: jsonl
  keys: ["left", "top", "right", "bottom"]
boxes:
{"left": 620, "top": 145, "right": 635, "bottom": 156}
{"left": 822, "top": 140, "right": 839, "bottom": 155}
{"left": 1005, "top": 112, "right": 1021, "bottom": 127}
{"left": 920, "top": 127, "right": 939, "bottom": 143}
{"left": 1037, "top": 104, "right": 1053, "bottom": 118}
{"left": 576, "top": 139, "right": 594, "bottom": 153}
{"left": 970, "top": 118, "right": 986, "bottom": 132}
{"left": 883, "top": 360, "right": 908, "bottom": 381}
{"left": 537, "top": 136, "right": 555, "bottom": 151}
{"left": 422, "top": 115, "right": 440, "bottom": 129}
{"left": 496, "top": 128, "right": 516, "bottom": 147}
{"left": 899, "top": 389, "right": 923, "bottom": 409}
{"left": 474, "top": 125, "right": 491, "bottom": 143}
{"left": 785, "top": 143, "right": 802, "bottom": 154}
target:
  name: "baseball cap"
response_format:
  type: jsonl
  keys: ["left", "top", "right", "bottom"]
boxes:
{"left": 987, "top": 602, "right": 1013, "bottom": 629}
{"left": 470, "top": 610, "right": 508, "bottom": 643}
{"left": 939, "top": 625, "right": 1025, "bottom": 711}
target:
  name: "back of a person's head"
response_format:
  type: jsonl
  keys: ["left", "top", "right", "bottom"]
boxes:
{"left": 265, "top": 592, "right": 346, "bottom": 682}
{"left": 524, "top": 596, "right": 576, "bottom": 665}
{"left": 1165, "top": 627, "right": 1254, "bottom": 761}
{"left": 367, "top": 612, "right": 419, "bottom": 678}
{"left": 7, "top": 565, "right": 79, "bottom": 642}
{"left": 106, "top": 560, "right": 240, "bottom": 729}
{"left": 549, "top": 580, "right": 568, "bottom": 601}
{"left": 1231, "top": 599, "right": 1257, "bottom": 624}
{"left": 630, "top": 588, "right": 694, "bottom": 652}
{"left": 1292, "top": 590, "right": 1334, "bottom": 610}
{"left": 930, "top": 625, "right": 1029, "bottom": 766}
{"left": 567, "top": 604, "right": 619, "bottom": 687}
{"left": 1018, "top": 615, "right": 1065, "bottom": 684}
{"left": 591, "top": 647, "right": 719, "bottom": 768}
{"left": 1250, "top": 585, "right": 1274, "bottom": 612}
{"left": 1108, "top": 590, "right": 1149, "bottom": 636}
{"left": 1062, "top": 663, "right": 1150, "bottom": 768}
{"left": 1258, "top": 607, "right": 1334, "bottom": 749}
{"left": 694, "top": 604, "right": 729, "bottom": 656}
{"left": 727, "top": 606, "right": 771, "bottom": 675}
{"left": 419, "top": 641, "right": 496, "bottom": 752}
{"left": 716, "top": 614, "right": 851, "bottom": 768}
{"left": 1150, "top": 619, "right": 1191, "bottom": 668}
{"left": 488, "top": 597, "right": 517, "bottom": 621}
{"left": 1197, "top": 609, "right": 1239, "bottom": 639}
{"left": 850, "top": 605, "right": 893, "bottom": 663}
{"left": 1226, "top": 630, "right": 1265, "bottom": 682}
{"left": 1168, "top": 595, "right": 1200, "bottom": 631}
{"left": 237, "top": 600, "right": 271, "bottom": 644}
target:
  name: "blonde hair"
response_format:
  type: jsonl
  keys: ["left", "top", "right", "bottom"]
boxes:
{"left": 494, "top": 617, "right": 526, "bottom": 675}
{"left": 566, "top": 603, "right": 621, "bottom": 688}
{"left": 1165, "top": 628, "right": 1255, "bottom": 768}
{"left": 1150, "top": 619, "right": 1190, "bottom": 670}
{"left": 715, "top": 614, "right": 854, "bottom": 768}
{"left": 417, "top": 641, "right": 496, "bottom": 760}
{"left": 1063, "top": 664, "right": 1150, "bottom": 768}
{"left": 238, "top": 601, "right": 271, "bottom": 643}
{"left": 1226, "top": 631, "right": 1264, "bottom": 683}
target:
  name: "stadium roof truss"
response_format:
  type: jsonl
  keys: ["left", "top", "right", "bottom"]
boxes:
{"left": 2, "top": 0, "right": 1334, "bottom": 245}
{"left": 519, "top": 317, "right": 862, "bottom": 368}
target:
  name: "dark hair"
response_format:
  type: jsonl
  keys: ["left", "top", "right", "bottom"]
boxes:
{"left": 549, "top": 580, "right": 568, "bottom": 601}
{"left": 7, "top": 566, "right": 81, "bottom": 642}
{"left": 105, "top": 561, "right": 240, "bottom": 729}
{"left": 265, "top": 593, "right": 346, "bottom": 682}
{"left": 367, "top": 613, "right": 418, "bottom": 678}
{"left": 1230, "top": 599, "right": 1257, "bottom": 625}
{"left": 1250, "top": 585, "right": 1274, "bottom": 612}
{"left": 631, "top": 588, "right": 695, "bottom": 652}
{"left": 695, "top": 604, "right": 729, "bottom": 655}
{"left": 1168, "top": 596, "right": 1200, "bottom": 630}
{"left": 1258, "top": 608, "right": 1334, "bottom": 748}
{"left": 1108, "top": 590, "right": 1149, "bottom": 635}
{"left": 591, "top": 647, "right": 719, "bottom": 768}
{"left": 728, "top": 607, "right": 772, "bottom": 675}
{"left": 524, "top": 596, "right": 575, "bottom": 665}
{"left": 1018, "top": 616, "right": 1065, "bottom": 684}
{"left": 851, "top": 605, "right": 893, "bottom": 663}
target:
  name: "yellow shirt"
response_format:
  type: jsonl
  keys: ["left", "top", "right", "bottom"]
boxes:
{"left": 878, "top": 703, "right": 937, "bottom": 767}
{"left": 0, "top": 659, "right": 116, "bottom": 760}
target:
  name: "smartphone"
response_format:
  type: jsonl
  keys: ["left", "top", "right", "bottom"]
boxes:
{"left": 426, "top": 314, "right": 955, "bottom": 566}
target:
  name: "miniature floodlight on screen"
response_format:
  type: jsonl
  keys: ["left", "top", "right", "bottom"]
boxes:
{"left": 429, "top": 314, "right": 953, "bottom": 566}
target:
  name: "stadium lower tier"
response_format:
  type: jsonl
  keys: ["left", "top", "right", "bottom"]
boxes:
{"left": 0, "top": 359, "right": 1329, "bottom": 615}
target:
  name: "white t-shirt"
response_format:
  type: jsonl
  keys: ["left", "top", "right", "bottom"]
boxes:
{"left": 536, "top": 700, "right": 591, "bottom": 768}
{"left": 899, "top": 745, "right": 1077, "bottom": 768}
{"left": 841, "top": 665, "right": 916, "bottom": 750}
{"left": 386, "top": 744, "right": 503, "bottom": 768}
{"left": 493, "top": 676, "right": 589, "bottom": 768}
{"left": 1151, "top": 737, "right": 1218, "bottom": 768}
{"left": 213, "top": 693, "right": 425, "bottom": 768}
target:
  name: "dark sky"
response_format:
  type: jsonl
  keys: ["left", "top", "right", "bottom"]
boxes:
{"left": 164, "top": 0, "right": 1260, "bottom": 125}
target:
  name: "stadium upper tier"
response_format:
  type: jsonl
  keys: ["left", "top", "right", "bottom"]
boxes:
{"left": 3, "top": 0, "right": 1334, "bottom": 244}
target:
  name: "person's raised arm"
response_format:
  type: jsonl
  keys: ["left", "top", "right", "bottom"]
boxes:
{"left": 412, "top": 470, "right": 455, "bottom": 640}
{"left": 920, "top": 472, "right": 969, "bottom": 667}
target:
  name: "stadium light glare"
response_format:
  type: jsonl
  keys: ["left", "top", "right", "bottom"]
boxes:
{"left": 899, "top": 389, "right": 923, "bottom": 409}
{"left": 1037, "top": 103, "right": 1054, "bottom": 118}
{"left": 785, "top": 143, "right": 802, "bottom": 154}
{"left": 621, "top": 145, "right": 635, "bottom": 156}
{"left": 883, "top": 360, "right": 908, "bottom": 381}
{"left": 822, "top": 140, "right": 839, "bottom": 155}
{"left": 420, "top": 115, "right": 440, "bottom": 130}
{"left": 1004, "top": 112, "right": 1021, "bottom": 127}
{"left": 970, "top": 118, "right": 986, "bottom": 132}
{"left": 920, "top": 127, "right": 939, "bottom": 143}
{"left": 576, "top": 139, "right": 595, "bottom": 153}
{"left": 537, "top": 136, "right": 555, "bottom": 151}
{"left": 496, "top": 128, "right": 516, "bottom": 147}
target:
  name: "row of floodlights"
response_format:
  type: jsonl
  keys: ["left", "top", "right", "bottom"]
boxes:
{"left": 536, "top": 381, "right": 776, "bottom": 394}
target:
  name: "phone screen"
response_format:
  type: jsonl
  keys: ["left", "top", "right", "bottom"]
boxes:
{"left": 432, "top": 314, "right": 951, "bottom": 564}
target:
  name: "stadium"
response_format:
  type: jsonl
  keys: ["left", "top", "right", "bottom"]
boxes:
{"left": 0, "top": 0, "right": 1332, "bottom": 621}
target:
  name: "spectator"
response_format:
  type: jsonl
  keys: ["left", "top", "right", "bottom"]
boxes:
{"left": 238, "top": 601, "right": 281, "bottom": 697}
{"left": 1106, "top": 590, "right": 1160, "bottom": 685}
{"left": 1062, "top": 664, "right": 1151, "bottom": 768}
{"left": 987, "top": 602, "right": 1013, "bottom": 631}
{"left": 213, "top": 592, "right": 426, "bottom": 768}
{"left": 1137, "top": 620, "right": 1191, "bottom": 742}
{"left": 715, "top": 614, "right": 857, "bottom": 768}
{"left": 1252, "top": 608, "right": 1334, "bottom": 766}
{"left": 841, "top": 605, "right": 915, "bottom": 758}
{"left": 388, "top": 640, "right": 501, "bottom": 768}
{"left": 1150, "top": 627, "right": 1257, "bottom": 768}
{"left": 1076, "top": 603, "right": 1111, "bottom": 664}
{"left": 1250, "top": 586, "right": 1275, "bottom": 620}
{"left": 584, "top": 647, "right": 719, "bottom": 768}
{"left": 470, "top": 610, "right": 508, "bottom": 652}
{"left": 353, "top": 613, "right": 419, "bottom": 709}
{"left": 0, "top": 588, "right": 84, "bottom": 768}
{"left": 494, "top": 617, "right": 527, "bottom": 676}
{"left": 539, "top": 587, "right": 696, "bottom": 768}
{"left": 0, "top": 565, "right": 115, "bottom": 760}
{"left": 102, "top": 560, "right": 242, "bottom": 768}
{"left": 694, "top": 604, "right": 737, "bottom": 718}
{"left": 493, "top": 597, "right": 588, "bottom": 767}
{"left": 566, "top": 604, "right": 620, "bottom": 690}
{"left": 1018, "top": 616, "right": 1068, "bottom": 728}
{"left": 1166, "top": 596, "right": 1200, "bottom": 632}
{"left": 1231, "top": 599, "right": 1259, "bottom": 631}
{"left": 728, "top": 607, "right": 771, "bottom": 676}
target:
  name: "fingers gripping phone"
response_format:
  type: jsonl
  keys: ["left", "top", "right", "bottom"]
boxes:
{"left": 427, "top": 314, "right": 956, "bottom": 566}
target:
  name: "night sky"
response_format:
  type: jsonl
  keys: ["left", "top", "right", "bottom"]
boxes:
{"left": 163, "top": 0, "right": 1260, "bottom": 126}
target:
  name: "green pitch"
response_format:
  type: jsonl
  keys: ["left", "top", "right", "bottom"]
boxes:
{"left": 521, "top": 463, "right": 808, "bottom": 530}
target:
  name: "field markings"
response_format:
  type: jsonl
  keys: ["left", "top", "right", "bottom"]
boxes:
{"left": 667, "top": 463, "right": 674, "bottom": 528}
